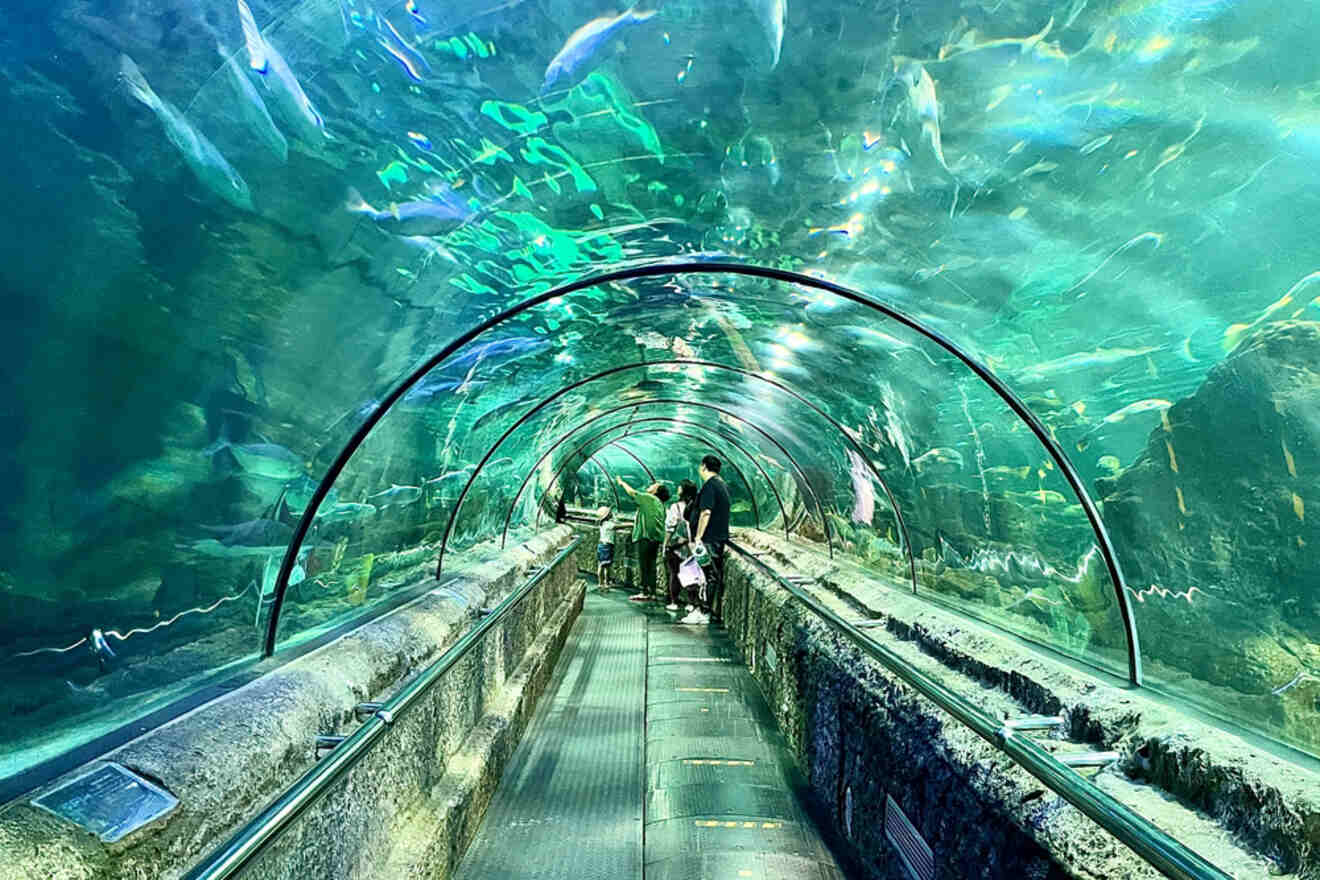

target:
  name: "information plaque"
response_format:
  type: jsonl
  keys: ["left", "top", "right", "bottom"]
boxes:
{"left": 32, "top": 763, "right": 179, "bottom": 843}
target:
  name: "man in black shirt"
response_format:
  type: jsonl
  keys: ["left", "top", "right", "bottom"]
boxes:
{"left": 682, "top": 454, "right": 731, "bottom": 625}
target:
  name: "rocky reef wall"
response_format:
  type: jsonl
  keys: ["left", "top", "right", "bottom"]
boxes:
{"left": 1098, "top": 321, "right": 1320, "bottom": 751}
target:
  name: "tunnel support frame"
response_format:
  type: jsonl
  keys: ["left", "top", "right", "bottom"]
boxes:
{"left": 264, "top": 261, "right": 1139, "bottom": 686}
{"left": 495, "top": 404, "right": 826, "bottom": 557}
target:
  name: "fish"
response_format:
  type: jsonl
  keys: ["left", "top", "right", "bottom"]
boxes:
{"left": 754, "top": 0, "right": 786, "bottom": 69}
{"left": 118, "top": 55, "right": 254, "bottom": 210}
{"left": 346, "top": 186, "right": 473, "bottom": 236}
{"left": 377, "top": 15, "right": 432, "bottom": 82}
{"left": 1097, "top": 455, "right": 1121, "bottom": 472}
{"left": 205, "top": 437, "right": 306, "bottom": 480}
{"left": 1018, "top": 346, "right": 1160, "bottom": 381}
{"left": 1166, "top": 440, "right": 1179, "bottom": 473}
{"left": 402, "top": 373, "right": 487, "bottom": 404}
{"left": 369, "top": 484, "right": 423, "bottom": 509}
{"left": 1222, "top": 270, "right": 1320, "bottom": 352}
{"left": 844, "top": 326, "right": 937, "bottom": 365}
{"left": 199, "top": 518, "right": 294, "bottom": 547}
{"left": 985, "top": 465, "right": 1032, "bottom": 479}
{"left": 446, "top": 336, "right": 551, "bottom": 373}
{"left": 236, "top": 0, "right": 326, "bottom": 143}
{"left": 218, "top": 44, "right": 288, "bottom": 161}
{"left": 912, "top": 447, "right": 964, "bottom": 474}
{"left": 187, "top": 539, "right": 287, "bottom": 559}
{"left": 938, "top": 17, "right": 1055, "bottom": 61}
{"left": 1293, "top": 492, "right": 1305, "bottom": 522}
{"left": 1283, "top": 437, "right": 1297, "bottom": 478}
{"left": 317, "top": 502, "right": 378, "bottom": 523}
{"left": 893, "top": 58, "right": 950, "bottom": 174}
{"left": 1062, "top": 232, "right": 1164, "bottom": 295}
{"left": 542, "top": 8, "right": 658, "bottom": 93}
{"left": 1100, "top": 398, "right": 1173, "bottom": 424}
{"left": 1080, "top": 134, "right": 1113, "bottom": 155}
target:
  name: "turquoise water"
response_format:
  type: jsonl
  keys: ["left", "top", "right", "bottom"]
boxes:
{"left": 1, "top": 0, "right": 1317, "bottom": 786}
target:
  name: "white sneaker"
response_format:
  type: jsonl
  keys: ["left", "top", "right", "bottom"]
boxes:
{"left": 680, "top": 609, "right": 710, "bottom": 625}
{"left": 665, "top": 603, "right": 679, "bottom": 611}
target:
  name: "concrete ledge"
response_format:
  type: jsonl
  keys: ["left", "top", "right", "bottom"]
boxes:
{"left": 0, "top": 528, "right": 580, "bottom": 880}
{"left": 723, "top": 532, "right": 1314, "bottom": 879}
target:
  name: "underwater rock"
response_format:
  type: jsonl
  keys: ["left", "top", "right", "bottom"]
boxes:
{"left": 1100, "top": 321, "right": 1320, "bottom": 696}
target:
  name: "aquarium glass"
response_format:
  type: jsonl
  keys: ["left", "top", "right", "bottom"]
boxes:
{"left": 3, "top": 0, "right": 1319, "bottom": 790}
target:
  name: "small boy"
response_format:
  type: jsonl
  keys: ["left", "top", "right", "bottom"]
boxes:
{"left": 595, "top": 505, "right": 615, "bottom": 590}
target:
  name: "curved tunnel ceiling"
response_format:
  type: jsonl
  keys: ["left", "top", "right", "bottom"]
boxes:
{"left": 3, "top": 0, "right": 1319, "bottom": 782}
{"left": 267, "top": 265, "right": 1135, "bottom": 687}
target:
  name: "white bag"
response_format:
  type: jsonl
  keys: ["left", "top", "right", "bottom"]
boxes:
{"left": 678, "top": 554, "right": 706, "bottom": 589}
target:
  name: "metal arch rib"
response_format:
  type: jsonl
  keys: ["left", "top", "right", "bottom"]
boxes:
{"left": 599, "top": 441, "right": 654, "bottom": 480}
{"left": 574, "top": 434, "right": 762, "bottom": 531}
{"left": 536, "top": 426, "right": 776, "bottom": 536}
{"left": 584, "top": 455, "right": 623, "bottom": 511}
{"left": 499, "top": 408, "right": 823, "bottom": 554}
{"left": 547, "top": 441, "right": 654, "bottom": 522}
{"left": 433, "top": 358, "right": 909, "bottom": 593}
{"left": 612, "top": 434, "right": 762, "bottom": 529}
{"left": 492, "top": 403, "right": 832, "bottom": 562}
{"left": 266, "top": 261, "right": 1138, "bottom": 686}
{"left": 584, "top": 423, "right": 791, "bottom": 540}
{"left": 618, "top": 430, "right": 780, "bottom": 534}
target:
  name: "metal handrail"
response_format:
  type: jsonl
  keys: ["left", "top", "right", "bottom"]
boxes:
{"left": 185, "top": 535, "right": 582, "bottom": 880}
{"left": 725, "top": 541, "right": 1225, "bottom": 880}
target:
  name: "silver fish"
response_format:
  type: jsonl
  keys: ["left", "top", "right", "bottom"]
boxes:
{"left": 204, "top": 437, "right": 306, "bottom": 480}
{"left": 1101, "top": 398, "right": 1172, "bottom": 424}
{"left": 346, "top": 185, "right": 472, "bottom": 236}
{"left": 218, "top": 44, "right": 288, "bottom": 161}
{"left": 237, "top": 0, "right": 326, "bottom": 143}
{"left": 755, "top": 0, "right": 786, "bottom": 69}
{"left": 370, "top": 484, "right": 423, "bottom": 509}
{"left": 912, "top": 447, "right": 965, "bottom": 474}
{"left": 543, "top": 8, "right": 658, "bottom": 93}
{"left": 118, "top": 55, "right": 253, "bottom": 210}
{"left": 893, "top": 58, "right": 949, "bottom": 173}
{"left": 317, "top": 501, "right": 378, "bottom": 523}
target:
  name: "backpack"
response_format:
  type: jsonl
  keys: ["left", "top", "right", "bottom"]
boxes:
{"left": 667, "top": 507, "right": 691, "bottom": 546}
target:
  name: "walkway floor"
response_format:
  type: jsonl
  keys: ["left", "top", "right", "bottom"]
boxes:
{"left": 453, "top": 583, "right": 846, "bottom": 880}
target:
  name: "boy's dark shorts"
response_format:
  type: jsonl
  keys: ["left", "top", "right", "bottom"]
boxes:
{"left": 597, "top": 543, "right": 615, "bottom": 564}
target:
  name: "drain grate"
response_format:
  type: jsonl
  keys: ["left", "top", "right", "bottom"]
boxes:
{"left": 885, "top": 794, "right": 934, "bottom": 880}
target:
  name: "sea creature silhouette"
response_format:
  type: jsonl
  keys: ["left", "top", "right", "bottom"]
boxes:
{"left": 118, "top": 55, "right": 253, "bottom": 210}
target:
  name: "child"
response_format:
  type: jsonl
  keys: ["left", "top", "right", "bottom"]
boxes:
{"left": 595, "top": 505, "right": 615, "bottom": 590}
